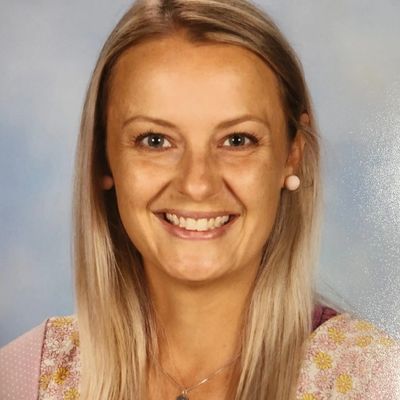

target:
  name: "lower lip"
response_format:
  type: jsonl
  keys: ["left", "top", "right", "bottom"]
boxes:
{"left": 154, "top": 213, "right": 238, "bottom": 240}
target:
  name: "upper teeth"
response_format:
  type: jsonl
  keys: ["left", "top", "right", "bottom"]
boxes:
{"left": 165, "top": 213, "right": 230, "bottom": 231}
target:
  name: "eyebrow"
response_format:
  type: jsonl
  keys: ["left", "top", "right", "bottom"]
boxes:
{"left": 122, "top": 113, "right": 270, "bottom": 131}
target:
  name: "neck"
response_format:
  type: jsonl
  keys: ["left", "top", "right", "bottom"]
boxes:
{"left": 146, "top": 266, "right": 257, "bottom": 389}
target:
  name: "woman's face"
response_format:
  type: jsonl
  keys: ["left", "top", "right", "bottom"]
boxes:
{"left": 105, "top": 34, "right": 303, "bottom": 284}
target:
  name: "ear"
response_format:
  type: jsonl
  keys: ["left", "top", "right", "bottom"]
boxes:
{"left": 281, "top": 113, "right": 309, "bottom": 187}
{"left": 102, "top": 175, "right": 114, "bottom": 190}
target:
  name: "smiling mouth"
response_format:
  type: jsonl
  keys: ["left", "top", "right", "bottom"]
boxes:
{"left": 155, "top": 212, "right": 237, "bottom": 231}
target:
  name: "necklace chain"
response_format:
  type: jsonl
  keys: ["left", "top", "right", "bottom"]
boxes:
{"left": 151, "top": 351, "right": 241, "bottom": 399}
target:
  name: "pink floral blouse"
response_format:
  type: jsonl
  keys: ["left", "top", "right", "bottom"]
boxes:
{"left": 1, "top": 306, "right": 399, "bottom": 399}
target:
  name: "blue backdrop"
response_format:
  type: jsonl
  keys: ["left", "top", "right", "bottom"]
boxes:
{"left": 1, "top": 0, "right": 399, "bottom": 346}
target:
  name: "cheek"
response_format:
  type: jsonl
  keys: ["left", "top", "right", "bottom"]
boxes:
{"left": 112, "top": 150, "right": 283, "bottom": 215}
{"left": 229, "top": 157, "right": 282, "bottom": 207}
{"left": 117, "top": 155, "right": 162, "bottom": 186}
{"left": 113, "top": 159, "right": 163, "bottom": 214}
{"left": 232, "top": 160, "right": 283, "bottom": 249}
{"left": 112, "top": 161, "right": 165, "bottom": 250}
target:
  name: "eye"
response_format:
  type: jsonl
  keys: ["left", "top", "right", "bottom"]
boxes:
{"left": 133, "top": 130, "right": 172, "bottom": 150}
{"left": 222, "top": 132, "right": 259, "bottom": 148}
{"left": 132, "top": 130, "right": 260, "bottom": 151}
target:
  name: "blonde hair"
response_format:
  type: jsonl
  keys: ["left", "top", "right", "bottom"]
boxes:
{"left": 73, "top": 0, "right": 323, "bottom": 398}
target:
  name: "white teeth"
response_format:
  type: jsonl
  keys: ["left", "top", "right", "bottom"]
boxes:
{"left": 186, "top": 218, "right": 196, "bottom": 230}
{"left": 197, "top": 218, "right": 208, "bottom": 231}
{"left": 165, "top": 213, "right": 230, "bottom": 231}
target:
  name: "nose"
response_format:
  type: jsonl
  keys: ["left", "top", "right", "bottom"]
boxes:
{"left": 174, "top": 148, "right": 221, "bottom": 201}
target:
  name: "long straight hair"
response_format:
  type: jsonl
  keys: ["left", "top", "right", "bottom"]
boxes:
{"left": 73, "top": 0, "right": 323, "bottom": 398}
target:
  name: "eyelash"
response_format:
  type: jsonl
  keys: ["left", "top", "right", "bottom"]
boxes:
{"left": 132, "top": 129, "right": 260, "bottom": 151}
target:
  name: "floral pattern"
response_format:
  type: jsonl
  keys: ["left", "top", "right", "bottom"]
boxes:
{"left": 296, "top": 313, "right": 400, "bottom": 399}
{"left": 37, "top": 313, "right": 400, "bottom": 399}
{"left": 38, "top": 316, "right": 80, "bottom": 399}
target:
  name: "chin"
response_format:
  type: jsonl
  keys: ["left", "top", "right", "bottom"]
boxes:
{"left": 162, "top": 260, "right": 230, "bottom": 284}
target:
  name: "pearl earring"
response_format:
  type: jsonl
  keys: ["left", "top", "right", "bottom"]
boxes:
{"left": 284, "top": 175, "right": 300, "bottom": 191}
{"left": 102, "top": 175, "right": 114, "bottom": 190}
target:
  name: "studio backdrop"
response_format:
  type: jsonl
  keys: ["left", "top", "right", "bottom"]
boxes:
{"left": 1, "top": 0, "right": 399, "bottom": 346}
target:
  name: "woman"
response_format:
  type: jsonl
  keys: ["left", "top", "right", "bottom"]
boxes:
{"left": 1, "top": 0, "right": 399, "bottom": 399}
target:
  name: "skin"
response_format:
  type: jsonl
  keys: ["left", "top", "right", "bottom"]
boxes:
{"left": 104, "top": 32, "right": 307, "bottom": 399}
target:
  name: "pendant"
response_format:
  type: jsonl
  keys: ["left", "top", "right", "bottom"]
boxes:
{"left": 176, "top": 394, "right": 189, "bottom": 400}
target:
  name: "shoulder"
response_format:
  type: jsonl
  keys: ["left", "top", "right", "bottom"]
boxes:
{"left": 312, "top": 304, "right": 339, "bottom": 331}
{"left": 0, "top": 318, "right": 48, "bottom": 400}
{"left": 0, "top": 315, "right": 80, "bottom": 400}
{"left": 297, "top": 313, "right": 400, "bottom": 399}
{"left": 38, "top": 315, "right": 80, "bottom": 399}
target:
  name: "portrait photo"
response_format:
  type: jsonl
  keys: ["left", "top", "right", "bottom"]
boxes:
{"left": 1, "top": 1, "right": 399, "bottom": 399}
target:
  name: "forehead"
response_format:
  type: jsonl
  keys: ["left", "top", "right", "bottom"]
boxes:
{"left": 107, "top": 34, "right": 285, "bottom": 130}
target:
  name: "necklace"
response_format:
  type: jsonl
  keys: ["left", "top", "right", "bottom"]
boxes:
{"left": 152, "top": 352, "right": 241, "bottom": 400}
